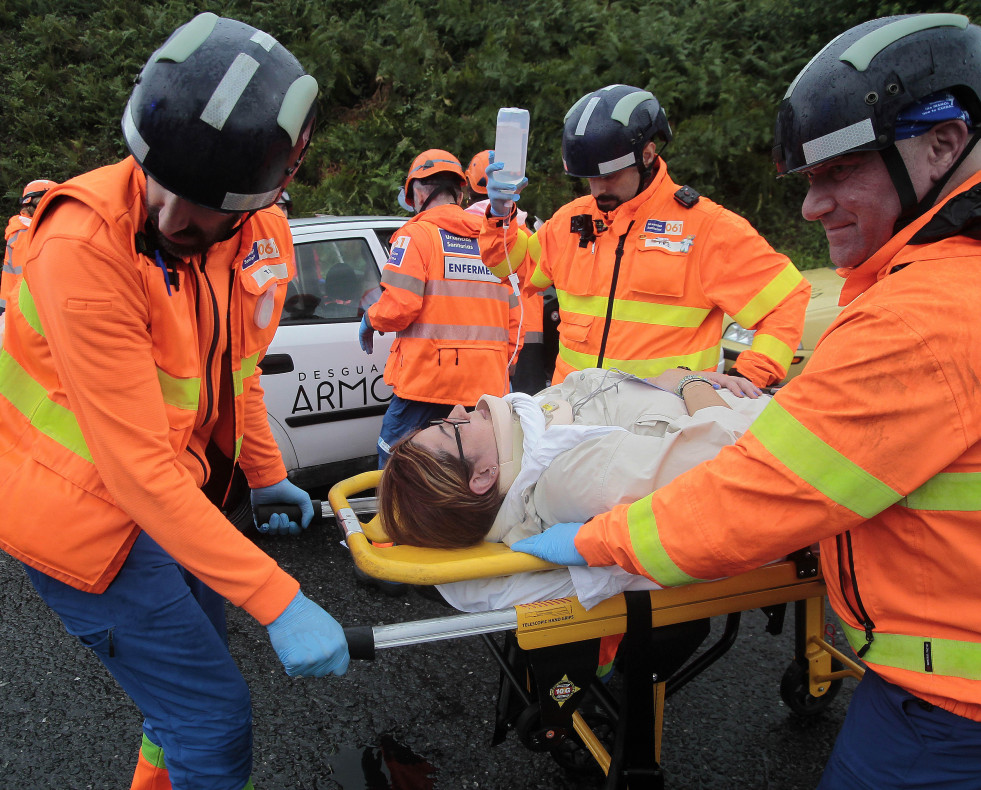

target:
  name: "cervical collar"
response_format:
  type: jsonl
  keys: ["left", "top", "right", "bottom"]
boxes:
{"left": 477, "top": 394, "right": 523, "bottom": 495}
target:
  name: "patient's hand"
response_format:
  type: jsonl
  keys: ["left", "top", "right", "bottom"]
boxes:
{"left": 701, "top": 371, "right": 762, "bottom": 398}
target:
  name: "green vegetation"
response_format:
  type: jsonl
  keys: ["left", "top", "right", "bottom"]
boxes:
{"left": 0, "top": 0, "right": 974, "bottom": 269}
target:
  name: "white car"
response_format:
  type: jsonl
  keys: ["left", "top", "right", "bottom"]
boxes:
{"left": 226, "top": 215, "right": 405, "bottom": 527}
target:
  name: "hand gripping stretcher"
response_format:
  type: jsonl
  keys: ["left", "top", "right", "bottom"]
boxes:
{"left": 317, "top": 471, "right": 864, "bottom": 789}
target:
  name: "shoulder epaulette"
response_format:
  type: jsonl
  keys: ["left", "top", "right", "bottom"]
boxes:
{"left": 674, "top": 185, "right": 700, "bottom": 208}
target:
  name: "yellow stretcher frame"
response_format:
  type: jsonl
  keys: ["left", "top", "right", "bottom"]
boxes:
{"left": 330, "top": 471, "right": 864, "bottom": 786}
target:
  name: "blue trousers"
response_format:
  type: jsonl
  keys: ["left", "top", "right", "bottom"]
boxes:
{"left": 24, "top": 531, "right": 252, "bottom": 790}
{"left": 818, "top": 668, "right": 981, "bottom": 789}
{"left": 377, "top": 394, "right": 453, "bottom": 467}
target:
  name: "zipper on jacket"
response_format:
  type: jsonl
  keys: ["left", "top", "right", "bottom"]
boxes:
{"left": 218, "top": 267, "right": 238, "bottom": 508}
{"left": 596, "top": 221, "right": 633, "bottom": 368}
{"left": 196, "top": 253, "right": 221, "bottom": 425}
{"left": 836, "top": 531, "right": 876, "bottom": 657}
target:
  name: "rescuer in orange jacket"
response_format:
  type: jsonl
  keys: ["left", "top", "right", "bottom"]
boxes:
{"left": 514, "top": 15, "right": 981, "bottom": 789}
{"left": 0, "top": 15, "right": 349, "bottom": 790}
{"left": 480, "top": 85, "right": 810, "bottom": 388}
{"left": 464, "top": 149, "right": 547, "bottom": 394}
{"left": 360, "top": 149, "right": 519, "bottom": 466}
{"left": 1, "top": 179, "right": 57, "bottom": 317}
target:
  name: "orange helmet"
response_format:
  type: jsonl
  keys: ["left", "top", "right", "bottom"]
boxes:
{"left": 21, "top": 179, "right": 58, "bottom": 206}
{"left": 403, "top": 149, "right": 464, "bottom": 208}
{"left": 465, "top": 150, "right": 491, "bottom": 195}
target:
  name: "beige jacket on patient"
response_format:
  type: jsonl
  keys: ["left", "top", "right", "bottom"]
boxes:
{"left": 484, "top": 369, "right": 769, "bottom": 546}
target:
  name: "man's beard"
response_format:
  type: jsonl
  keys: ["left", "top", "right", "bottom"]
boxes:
{"left": 595, "top": 194, "right": 623, "bottom": 214}
{"left": 146, "top": 208, "right": 239, "bottom": 259}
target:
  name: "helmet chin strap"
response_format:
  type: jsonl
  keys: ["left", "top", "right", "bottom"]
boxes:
{"left": 882, "top": 132, "right": 981, "bottom": 234}
{"left": 633, "top": 153, "right": 662, "bottom": 199}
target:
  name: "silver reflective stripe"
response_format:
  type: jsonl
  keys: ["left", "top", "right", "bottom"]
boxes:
{"left": 598, "top": 152, "right": 637, "bottom": 175}
{"left": 802, "top": 119, "right": 876, "bottom": 165}
{"left": 122, "top": 101, "right": 150, "bottom": 163}
{"left": 574, "top": 97, "right": 601, "bottom": 136}
{"left": 201, "top": 53, "right": 259, "bottom": 131}
{"left": 398, "top": 323, "right": 508, "bottom": 343}
{"left": 250, "top": 30, "right": 277, "bottom": 51}
{"left": 425, "top": 280, "right": 510, "bottom": 302}
{"left": 380, "top": 269, "right": 425, "bottom": 296}
{"left": 220, "top": 186, "right": 281, "bottom": 213}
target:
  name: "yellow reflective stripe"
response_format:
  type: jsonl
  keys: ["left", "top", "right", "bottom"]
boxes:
{"left": 156, "top": 368, "right": 200, "bottom": 411}
{"left": 140, "top": 733, "right": 166, "bottom": 769}
{"left": 530, "top": 264, "right": 553, "bottom": 290}
{"left": 488, "top": 230, "right": 530, "bottom": 280}
{"left": 557, "top": 290, "right": 710, "bottom": 328}
{"left": 18, "top": 279, "right": 44, "bottom": 337}
{"left": 234, "top": 434, "right": 243, "bottom": 461}
{"left": 241, "top": 780, "right": 255, "bottom": 790}
{"left": 841, "top": 622, "right": 981, "bottom": 680}
{"left": 558, "top": 343, "right": 720, "bottom": 378}
{"left": 904, "top": 472, "right": 981, "bottom": 511}
{"left": 0, "top": 350, "right": 93, "bottom": 462}
{"left": 749, "top": 332, "right": 794, "bottom": 371}
{"left": 732, "top": 263, "right": 804, "bottom": 328}
{"left": 626, "top": 496, "right": 701, "bottom": 586}
{"left": 751, "top": 401, "right": 900, "bottom": 518}
{"left": 233, "top": 353, "right": 261, "bottom": 398}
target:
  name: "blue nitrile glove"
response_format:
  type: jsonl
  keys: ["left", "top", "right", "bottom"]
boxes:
{"left": 359, "top": 313, "right": 375, "bottom": 354}
{"left": 511, "top": 522, "right": 588, "bottom": 566}
{"left": 266, "top": 590, "right": 350, "bottom": 677}
{"left": 486, "top": 154, "right": 529, "bottom": 217}
{"left": 250, "top": 478, "right": 314, "bottom": 536}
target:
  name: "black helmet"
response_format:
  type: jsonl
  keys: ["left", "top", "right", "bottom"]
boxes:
{"left": 562, "top": 84, "right": 672, "bottom": 178}
{"left": 122, "top": 13, "right": 318, "bottom": 212}
{"left": 773, "top": 13, "right": 981, "bottom": 175}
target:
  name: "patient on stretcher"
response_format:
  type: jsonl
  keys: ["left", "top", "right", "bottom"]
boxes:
{"left": 379, "top": 367, "right": 770, "bottom": 611}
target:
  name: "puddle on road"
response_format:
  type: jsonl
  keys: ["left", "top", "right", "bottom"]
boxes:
{"left": 328, "top": 732, "right": 437, "bottom": 789}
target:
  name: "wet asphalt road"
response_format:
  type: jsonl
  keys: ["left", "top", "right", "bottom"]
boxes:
{"left": 0, "top": 506, "right": 855, "bottom": 790}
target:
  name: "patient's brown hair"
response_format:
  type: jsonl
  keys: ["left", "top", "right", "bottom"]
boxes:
{"left": 378, "top": 432, "right": 505, "bottom": 549}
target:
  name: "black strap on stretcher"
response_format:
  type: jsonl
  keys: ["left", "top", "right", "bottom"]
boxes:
{"left": 606, "top": 590, "right": 663, "bottom": 790}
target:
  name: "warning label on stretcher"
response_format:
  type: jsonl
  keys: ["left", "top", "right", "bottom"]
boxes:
{"left": 517, "top": 599, "right": 576, "bottom": 629}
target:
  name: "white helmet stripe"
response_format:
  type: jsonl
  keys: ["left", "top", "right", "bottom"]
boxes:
{"left": 221, "top": 185, "right": 282, "bottom": 212}
{"left": 122, "top": 101, "right": 149, "bottom": 162}
{"left": 574, "top": 97, "right": 602, "bottom": 136}
{"left": 249, "top": 30, "right": 277, "bottom": 51}
{"left": 201, "top": 53, "right": 260, "bottom": 130}
{"left": 802, "top": 118, "right": 876, "bottom": 165}
{"left": 597, "top": 152, "right": 635, "bottom": 175}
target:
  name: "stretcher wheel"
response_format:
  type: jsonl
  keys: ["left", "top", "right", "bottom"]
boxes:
{"left": 779, "top": 659, "right": 843, "bottom": 717}
{"left": 515, "top": 704, "right": 571, "bottom": 752}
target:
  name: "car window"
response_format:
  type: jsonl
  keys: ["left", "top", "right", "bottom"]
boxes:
{"left": 281, "top": 237, "right": 383, "bottom": 325}
{"left": 374, "top": 230, "right": 394, "bottom": 256}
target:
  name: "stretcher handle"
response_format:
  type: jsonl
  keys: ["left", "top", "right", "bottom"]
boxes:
{"left": 344, "top": 626, "right": 376, "bottom": 661}
{"left": 252, "top": 500, "right": 324, "bottom": 527}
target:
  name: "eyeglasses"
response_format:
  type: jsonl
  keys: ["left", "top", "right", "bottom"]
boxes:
{"left": 429, "top": 417, "right": 469, "bottom": 466}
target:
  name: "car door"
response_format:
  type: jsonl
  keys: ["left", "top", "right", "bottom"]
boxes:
{"left": 260, "top": 218, "right": 402, "bottom": 484}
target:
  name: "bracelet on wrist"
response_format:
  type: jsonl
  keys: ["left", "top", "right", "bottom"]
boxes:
{"left": 675, "top": 373, "right": 711, "bottom": 398}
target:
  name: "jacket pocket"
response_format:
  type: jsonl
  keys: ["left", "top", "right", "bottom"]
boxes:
{"left": 628, "top": 237, "right": 689, "bottom": 298}
{"left": 559, "top": 311, "right": 592, "bottom": 344}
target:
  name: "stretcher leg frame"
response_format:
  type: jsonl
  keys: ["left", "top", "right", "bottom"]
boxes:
{"left": 331, "top": 473, "right": 864, "bottom": 786}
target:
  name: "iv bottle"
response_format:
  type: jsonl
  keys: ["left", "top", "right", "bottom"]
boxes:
{"left": 494, "top": 107, "right": 530, "bottom": 186}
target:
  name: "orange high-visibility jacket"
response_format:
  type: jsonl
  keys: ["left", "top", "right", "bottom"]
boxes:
{"left": 0, "top": 158, "right": 299, "bottom": 625}
{"left": 480, "top": 163, "right": 809, "bottom": 387}
{"left": 368, "top": 203, "right": 518, "bottom": 405}
{"left": 1, "top": 214, "right": 31, "bottom": 311}
{"left": 576, "top": 170, "right": 981, "bottom": 721}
